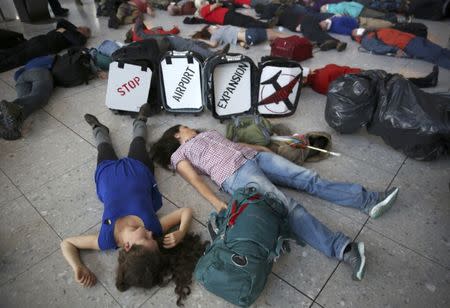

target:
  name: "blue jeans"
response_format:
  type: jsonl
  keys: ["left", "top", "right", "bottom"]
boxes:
{"left": 221, "top": 152, "right": 379, "bottom": 260}
{"left": 405, "top": 37, "right": 450, "bottom": 70}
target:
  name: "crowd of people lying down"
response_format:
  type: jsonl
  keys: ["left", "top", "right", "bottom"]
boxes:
{"left": 1, "top": 0, "right": 449, "bottom": 306}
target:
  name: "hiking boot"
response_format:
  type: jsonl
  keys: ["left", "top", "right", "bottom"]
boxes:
{"left": 137, "top": 103, "right": 152, "bottom": 121}
{"left": 0, "top": 100, "right": 23, "bottom": 140}
{"left": 108, "top": 15, "right": 121, "bottom": 29}
{"left": 429, "top": 65, "right": 439, "bottom": 87}
{"left": 84, "top": 113, "right": 110, "bottom": 133}
{"left": 319, "top": 40, "right": 338, "bottom": 51}
{"left": 367, "top": 187, "right": 399, "bottom": 219}
{"left": 343, "top": 242, "right": 366, "bottom": 281}
{"left": 212, "top": 43, "right": 230, "bottom": 57}
{"left": 336, "top": 41, "right": 347, "bottom": 52}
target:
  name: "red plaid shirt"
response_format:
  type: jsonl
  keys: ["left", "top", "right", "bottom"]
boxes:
{"left": 171, "top": 130, "right": 257, "bottom": 186}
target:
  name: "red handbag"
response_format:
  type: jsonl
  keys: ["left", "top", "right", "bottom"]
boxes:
{"left": 270, "top": 36, "right": 313, "bottom": 62}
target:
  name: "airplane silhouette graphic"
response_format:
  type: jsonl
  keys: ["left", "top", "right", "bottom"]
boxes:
{"left": 258, "top": 70, "right": 301, "bottom": 110}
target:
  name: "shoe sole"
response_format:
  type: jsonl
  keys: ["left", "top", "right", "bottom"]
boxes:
{"left": 369, "top": 187, "right": 399, "bottom": 219}
{"left": 353, "top": 242, "right": 366, "bottom": 281}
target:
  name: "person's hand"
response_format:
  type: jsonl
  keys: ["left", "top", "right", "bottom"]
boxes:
{"left": 395, "top": 49, "right": 407, "bottom": 57}
{"left": 97, "top": 71, "right": 108, "bottom": 79}
{"left": 74, "top": 265, "right": 97, "bottom": 287}
{"left": 163, "top": 230, "right": 185, "bottom": 248}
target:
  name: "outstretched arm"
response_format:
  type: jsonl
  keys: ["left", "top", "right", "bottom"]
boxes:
{"left": 176, "top": 160, "right": 227, "bottom": 212}
{"left": 160, "top": 208, "right": 193, "bottom": 248}
{"left": 60, "top": 234, "right": 100, "bottom": 287}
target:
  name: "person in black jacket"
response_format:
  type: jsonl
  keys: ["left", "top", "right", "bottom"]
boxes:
{"left": 0, "top": 19, "right": 91, "bottom": 73}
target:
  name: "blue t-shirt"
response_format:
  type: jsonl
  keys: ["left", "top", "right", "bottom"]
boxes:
{"left": 95, "top": 158, "right": 163, "bottom": 250}
{"left": 14, "top": 55, "right": 55, "bottom": 81}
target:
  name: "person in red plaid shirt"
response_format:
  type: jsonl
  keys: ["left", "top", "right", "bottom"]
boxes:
{"left": 153, "top": 126, "right": 400, "bottom": 281}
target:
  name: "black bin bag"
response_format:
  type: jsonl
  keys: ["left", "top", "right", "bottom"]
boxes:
{"left": 324, "top": 70, "right": 387, "bottom": 134}
{"left": 367, "top": 75, "right": 450, "bottom": 161}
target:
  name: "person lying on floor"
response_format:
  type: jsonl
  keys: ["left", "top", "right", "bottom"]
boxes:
{"left": 351, "top": 28, "right": 450, "bottom": 69}
{"left": 108, "top": 0, "right": 160, "bottom": 29}
{"left": 129, "top": 15, "right": 230, "bottom": 59}
{"left": 125, "top": 15, "right": 180, "bottom": 43}
{"left": 318, "top": 15, "right": 427, "bottom": 37}
{"left": 303, "top": 63, "right": 439, "bottom": 95}
{"left": 196, "top": 0, "right": 278, "bottom": 29}
{"left": 167, "top": 0, "right": 197, "bottom": 15}
{"left": 152, "top": 126, "right": 400, "bottom": 281}
{"left": 320, "top": 1, "right": 398, "bottom": 22}
{"left": 60, "top": 108, "right": 207, "bottom": 305}
{"left": 0, "top": 53, "right": 107, "bottom": 141}
{"left": 255, "top": 3, "right": 347, "bottom": 51}
{"left": 0, "top": 19, "right": 90, "bottom": 73}
{"left": 191, "top": 24, "right": 291, "bottom": 49}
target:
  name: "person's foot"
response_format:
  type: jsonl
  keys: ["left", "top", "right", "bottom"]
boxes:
{"left": 319, "top": 40, "right": 338, "bottom": 51}
{"left": 212, "top": 43, "right": 230, "bottom": 57}
{"left": 343, "top": 242, "right": 366, "bottom": 281}
{"left": 84, "top": 113, "right": 110, "bottom": 133}
{"left": 137, "top": 103, "right": 152, "bottom": 121}
{"left": 0, "top": 100, "right": 22, "bottom": 140}
{"left": 336, "top": 41, "right": 347, "bottom": 52}
{"left": 108, "top": 15, "right": 121, "bottom": 29}
{"left": 368, "top": 187, "right": 399, "bottom": 219}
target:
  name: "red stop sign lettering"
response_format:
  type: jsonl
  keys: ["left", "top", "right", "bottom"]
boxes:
{"left": 117, "top": 76, "right": 141, "bottom": 96}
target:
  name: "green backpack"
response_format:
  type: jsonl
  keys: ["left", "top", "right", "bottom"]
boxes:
{"left": 194, "top": 187, "right": 292, "bottom": 307}
{"left": 226, "top": 114, "right": 273, "bottom": 146}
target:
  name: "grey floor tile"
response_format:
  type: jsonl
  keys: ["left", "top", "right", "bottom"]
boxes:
{"left": 45, "top": 85, "right": 109, "bottom": 127}
{"left": 0, "top": 196, "right": 60, "bottom": 285}
{"left": 0, "top": 250, "right": 119, "bottom": 308}
{"left": 0, "top": 171, "right": 21, "bottom": 207}
{"left": 0, "top": 109, "right": 65, "bottom": 153}
{"left": 273, "top": 189, "right": 364, "bottom": 298}
{"left": 367, "top": 178, "right": 450, "bottom": 268}
{"left": 0, "top": 128, "right": 96, "bottom": 193}
{"left": 316, "top": 227, "right": 450, "bottom": 308}
{"left": 27, "top": 159, "right": 102, "bottom": 239}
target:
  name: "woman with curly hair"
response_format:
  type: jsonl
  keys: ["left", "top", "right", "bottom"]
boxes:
{"left": 152, "top": 125, "right": 400, "bottom": 281}
{"left": 60, "top": 106, "right": 207, "bottom": 305}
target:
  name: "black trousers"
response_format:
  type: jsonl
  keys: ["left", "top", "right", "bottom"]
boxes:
{"left": 300, "top": 15, "right": 337, "bottom": 45}
{"left": 0, "top": 37, "right": 56, "bottom": 73}
{"left": 97, "top": 137, "right": 155, "bottom": 173}
{"left": 223, "top": 11, "right": 269, "bottom": 28}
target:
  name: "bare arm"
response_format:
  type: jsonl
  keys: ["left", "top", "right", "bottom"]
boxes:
{"left": 176, "top": 160, "right": 227, "bottom": 212}
{"left": 60, "top": 234, "right": 100, "bottom": 287}
{"left": 159, "top": 208, "right": 193, "bottom": 248}
{"left": 238, "top": 142, "right": 273, "bottom": 153}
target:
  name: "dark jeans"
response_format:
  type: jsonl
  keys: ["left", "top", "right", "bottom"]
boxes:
{"left": 360, "top": 6, "right": 398, "bottom": 22}
{"left": 97, "top": 137, "right": 155, "bottom": 173}
{"left": 405, "top": 37, "right": 450, "bottom": 69}
{"left": 48, "top": 0, "right": 64, "bottom": 13}
{"left": 14, "top": 68, "right": 54, "bottom": 118}
{"left": 223, "top": 11, "right": 269, "bottom": 28}
{"left": 300, "top": 15, "right": 338, "bottom": 45}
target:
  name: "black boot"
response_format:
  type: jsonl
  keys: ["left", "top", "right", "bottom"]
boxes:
{"left": 0, "top": 100, "right": 23, "bottom": 140}
{"left": 408, "top": 65, "right": 439, "bottom": 88}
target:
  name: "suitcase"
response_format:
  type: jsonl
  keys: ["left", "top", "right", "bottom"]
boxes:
{"left": 105, "top": 61, "right": 153, "bottom": 112}
{"left": 270, "top": 36, "right": 313, "bottom": 62}
{"left": 203, "top": 54, "right": 303, "bottom": 120}
{"left": 159, "top": 50, "right": 204, "bottom": 113}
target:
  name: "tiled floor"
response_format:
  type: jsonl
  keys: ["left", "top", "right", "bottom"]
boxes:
{"left": 1, "top": 1, "right": 449, "bottom": 307}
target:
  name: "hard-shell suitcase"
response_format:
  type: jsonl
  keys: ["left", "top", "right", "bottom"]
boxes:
{"left": 203, "top": 54, "right": 303, "bottom": 120}
{"left": 270, "top": 36, "right": 313, "bottom": 62}
{"left": 203, "top": 53, "right": 258, "bottom": 119}
{"left": 159, "top": 50, "right": 204, "bottom": 113}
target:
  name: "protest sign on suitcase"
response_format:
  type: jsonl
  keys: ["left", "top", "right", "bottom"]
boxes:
{"left": 105, "top": 61, "right": 152, "bottom": 112}
{"left": 159, "top": 51, "right": 203, "bottom": 113}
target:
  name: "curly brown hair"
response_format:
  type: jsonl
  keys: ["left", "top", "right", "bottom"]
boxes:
{"left": 116, "top": 232, "right": 208, "bottom": 306}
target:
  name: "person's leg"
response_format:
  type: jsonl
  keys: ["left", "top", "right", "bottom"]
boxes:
{"left": 360, "top": 7, "right": 398, "bottom": 22}
{"left": 358, "top": 17, "right": 394, "bottom": 31}
{"left": 405, "top": 37, "right": 450, "bottom": 69}
{"left": 127, "top": 117, "right": 155, "bottom": 173}
{"left": 84, "top": 114, "right": 117, "bottom": 165}
{"left": 48, "top": 0, "right": 68, "bottom": 15}
{"left": 300, "top": 15, "right": 338, "bottom": 46}
{"left": 14, "top": 68, "right": 54, "bottom": 119}
{"left": 221, "top": 159, "right": 351, "bottom": 260}
{"left": 407, "top": 65, "right": 439, "bottom": 88}
{"left": 254, "top": 152, "right": 380, "bottom": 211}
{"left": 223, "top": 11, "right": 270, "bottom": 28}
